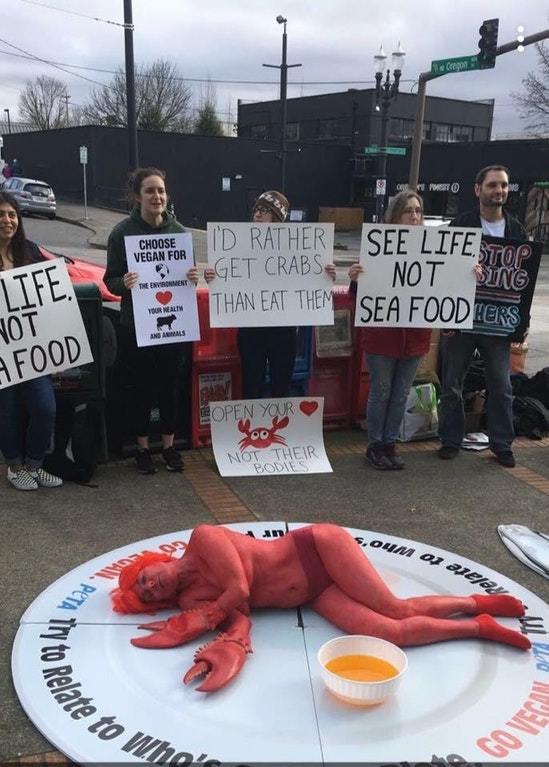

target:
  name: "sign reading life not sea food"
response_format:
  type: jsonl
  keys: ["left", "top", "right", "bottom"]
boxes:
{"left": 125, "top": 233, "right": 199, "bottom": 347}
{"left": 473, "top": 236, "right": 542, "bottom": 339}
{"left": 207, "top": 222, "right": 335, "bottom": 327}
{"left": 355, "top": 224, "right": 481, "bottom": 328}
{"left": 0, "top": 260, "right": 92, "bottom": 389}
{"left": 210, "top": 397, "right": 332, "bottom": 476}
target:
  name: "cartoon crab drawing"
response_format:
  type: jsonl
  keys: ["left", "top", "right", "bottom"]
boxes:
{"left": 237, "top": 416, "right": 289, "bottom": 451}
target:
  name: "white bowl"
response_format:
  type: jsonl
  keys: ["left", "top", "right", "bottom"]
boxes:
{"left": 317, "top": 635, "right": 408, "bottom": 706}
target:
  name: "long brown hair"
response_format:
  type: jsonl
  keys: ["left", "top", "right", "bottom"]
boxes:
{"left": 385, "top": 190, "right": 424, "bottom": 225}
{"left": 0, "top": 191, "right": 29, "bottom": 268}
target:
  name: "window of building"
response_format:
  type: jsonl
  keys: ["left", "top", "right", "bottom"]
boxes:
{"left": 317, "top": 118, "right": 341, "bottom": 139}
{"left": 450, "top": 125, "right": 473, "bottom": 142}
{"left": 285, "top": 122, "right": 300, "bottom": 141}
{"left": 388, "top": 117, "right": 414, "bottom": 140}
{"left": 249, "top": 124, "right": 268, "bottom": 140}
{"left": 430, "top": 122, "right": 474, "bottom": 143}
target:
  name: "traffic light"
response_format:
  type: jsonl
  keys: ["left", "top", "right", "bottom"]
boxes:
{"left": 477, "top": 18, "right": 499, "bottom": 69}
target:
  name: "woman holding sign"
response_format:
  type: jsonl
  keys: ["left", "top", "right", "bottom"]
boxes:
{"left": 205, "top": 191, "right": 336, "bottom": 398}
{"left": 349, "top": 191, "right": 431, "bottom": 470}
{"left": 0, "top": 192, "right": 63, "bottom": 490}
{"left": 104, "top": 168, "right": 198, "bottom": 475}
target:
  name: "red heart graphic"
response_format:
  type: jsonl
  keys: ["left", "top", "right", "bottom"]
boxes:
{"left": 155, "top": 291, "right": 172, "bottom": 306}
{"left": 300, "top": 400, "right": 318, "bottom": 417}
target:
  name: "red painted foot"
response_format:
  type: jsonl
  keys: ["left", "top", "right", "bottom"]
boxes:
{"left": 471, "top": 594, "right": 525, "bottom": 618}
{"left": 475, "top": 614, "right": 530, "bottom": 650}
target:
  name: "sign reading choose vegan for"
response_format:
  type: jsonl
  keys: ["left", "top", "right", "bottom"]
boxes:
{"left": 207, "top": 222, "right": 335, "bottom": 327}
{"left": 125, "top": 233, "right": 199, "bottom": 347}
{"left": 0, "top": 260, "right": 92, "bottom": 390}
{"left": 355, "top": 224, "right": 481, "bottom": 328}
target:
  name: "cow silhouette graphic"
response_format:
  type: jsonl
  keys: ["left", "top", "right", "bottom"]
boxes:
{"left": 156, "top": 314, "right": 177, "bottom": 331}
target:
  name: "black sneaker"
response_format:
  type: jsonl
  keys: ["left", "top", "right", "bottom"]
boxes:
{"left": 162, "top": 446, "right": 183, "bottom": 472}
{"left": 366, "top": 446, "right": 393, "bottom": 470}
{"left": 495, "top": 450, "right": 516, "bottom": 468}
{"left": 384, "top": 444, "right": 405, "bottom": 470}
{"left": 135, "top": 448, "right": 157, "bottom": 475}
{"left": 438, "top": 446, "right": 459, "bottom": 460}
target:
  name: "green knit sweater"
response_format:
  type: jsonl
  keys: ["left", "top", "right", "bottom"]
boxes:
{"left": 103, "top": 207, "right": 186, "bottom": 330}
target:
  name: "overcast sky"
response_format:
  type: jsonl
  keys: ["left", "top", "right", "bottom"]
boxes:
{"left": 1, "top": 0, "right": 547, "bottom": 136}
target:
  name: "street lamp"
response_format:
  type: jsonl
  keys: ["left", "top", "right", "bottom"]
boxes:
{"left": 374, "top": 42, "right": 405, "bottom": 222}
{"left": 263, "top": 16, "right": 302, "bottom": 193}
{"left": 4, "top": 108, "right": 11, "bottom": 134}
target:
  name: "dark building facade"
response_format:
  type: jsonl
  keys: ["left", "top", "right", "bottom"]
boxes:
{"left": 238, "top": 88, "right": 495, "bottom": 219}
{"left": 4, "top": 125, "right": 548, "bottom": 243}
{"left": 3, "top": 125, "right": 351, "bottom": 228}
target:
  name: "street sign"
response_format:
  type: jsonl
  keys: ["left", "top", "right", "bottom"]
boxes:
{"left": 79, "top": 145, "right": 88, "bottom": 164}
{"left": 376, "top": 178, "right": 386, "bottom": 196}
{"left": 431, "top": 55, "right": 480, "bottom": 76}
{"left": 364, "top": 146, "right": 406, "bottom": 156}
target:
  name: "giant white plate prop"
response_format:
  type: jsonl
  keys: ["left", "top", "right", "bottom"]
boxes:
{"left": 13, "top": 523, "right": 549, "bottom": 765}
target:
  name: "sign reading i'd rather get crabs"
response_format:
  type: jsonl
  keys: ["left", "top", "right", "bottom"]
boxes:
{"left": 12, "top": 524, "right": 549, "bottom": 765}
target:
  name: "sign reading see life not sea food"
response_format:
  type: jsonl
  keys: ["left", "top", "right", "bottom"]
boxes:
{"left": 355, "top": 224, "right": 481, "bottom": 328}
{"left": 473, "top": 236, "right": 542, "bottom": 339}
{"left": 125, "top": 233, "right": 200, "bottom": 347}
{"left": 0, "top": 260, "right": 93, "bottom": 390}
{"left": 210, "top": 397, "right": 332, "bottom": 476}
{"left": 207, "top": 222, "right": 335, "bottom": 328}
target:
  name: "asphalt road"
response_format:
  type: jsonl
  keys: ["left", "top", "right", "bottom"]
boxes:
{"left": 23, "top": 213, "right": 107, "bottom": 265}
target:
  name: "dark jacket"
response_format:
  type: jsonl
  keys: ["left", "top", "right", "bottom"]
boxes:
{"left": 449, "top": 208, "right": 527, "bottom": 239}
{"left": 349, "top": 280, "right": 431, "bottom": 358}
{"left": 103, "top": 207, "right": 186, "bottom": 330}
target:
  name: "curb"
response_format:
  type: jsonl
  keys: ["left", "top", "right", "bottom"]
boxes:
{"left": 55, "top": 214, "right": 96, "bottom": 234}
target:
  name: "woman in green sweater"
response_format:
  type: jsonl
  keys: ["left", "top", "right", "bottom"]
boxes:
{"left": 103, "top": 167, "right": 198, "bottom": 475}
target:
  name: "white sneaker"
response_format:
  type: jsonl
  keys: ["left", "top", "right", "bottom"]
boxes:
{"left": 7, "top": 467, "right": 39, "bottom": 491}
{"left": 29, "top": 468, "right": 63, "bottom": 488}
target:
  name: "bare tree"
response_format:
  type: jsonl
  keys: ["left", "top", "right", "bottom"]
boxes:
{"left": 18, "top": 76, "right": 68, "bottom": 129}
{"left": 511, "top": 42, "right": 549, "bottom": 133}
{"left": 82, "top": 59, "right": 192, "bottom": 131}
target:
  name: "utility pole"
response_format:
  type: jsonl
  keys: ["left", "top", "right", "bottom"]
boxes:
{"left": 3, "top": 108, "right": 11, "bottom": 134}
{"left": 263, "top": 16, "right": 301, "bottom": 193}
{"left": 63, "top": 92, "right": 70, "bottom": 126}
{"left": 123, "top": 0, "right": 138, "bottom": 170}
{"left": 408, "top": 27, "right": 549, "bottom": 190}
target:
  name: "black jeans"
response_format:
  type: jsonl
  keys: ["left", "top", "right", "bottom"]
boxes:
{"left": 121, "top": 327, "right": 185, "bottom": 437}
{"left": 238, "top": 327, "right": 297, "bottom": 399}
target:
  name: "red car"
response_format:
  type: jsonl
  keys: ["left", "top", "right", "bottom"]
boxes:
{"left": 38, "top": 245, "right": 120, "bottom": 303}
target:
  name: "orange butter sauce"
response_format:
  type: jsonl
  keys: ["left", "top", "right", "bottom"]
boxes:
{"left": 325, "top": 654, "right": 398, "bottom": 682}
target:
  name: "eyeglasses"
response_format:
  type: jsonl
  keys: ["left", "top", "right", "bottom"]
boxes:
{"left": 254, "top": 205, "right": 271, "bottom": 215}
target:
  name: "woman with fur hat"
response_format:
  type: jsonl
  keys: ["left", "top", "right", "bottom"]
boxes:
{"left": 205, "top": 190, "right": 336, "bottom": 398}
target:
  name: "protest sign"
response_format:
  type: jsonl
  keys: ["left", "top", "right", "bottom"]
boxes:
{"left": 207, "top": 222, "right": 335, "bottom": 327}
{"left": 473, "top": 236, "right": 542, "bottom": 339}
{"left": 0, "top": 260, "right": 92, "bottom": 390}
{"left": 125, "top": 233, "right": 199, "bottom": 347}
{"left": 210, "top": 397, "right": 332, "bottom": 476}
{"left": 354, "top": 224, "right": 481, "bottom": 328}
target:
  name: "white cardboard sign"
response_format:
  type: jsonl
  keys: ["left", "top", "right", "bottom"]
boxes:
{"left": 0, "top": 260, "right": 93, "bottom": 389}
{"left": 206, "top": 222, "right": 335, "bottom": 327}
{"left": 210, "top": 397, "right": 332, "bottom": 476}
{"left": 355, "top": 223, "right": 481, "bottom": 328}
{"left": 125, "top": 233, "right": 200, "bottom": 347}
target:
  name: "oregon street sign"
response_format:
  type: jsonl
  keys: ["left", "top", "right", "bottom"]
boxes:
{"left": 431, "top": 55, "right": 480, "bottom": 75}
{"left": 364, "top": 146, "right": 407, "bottom": 156}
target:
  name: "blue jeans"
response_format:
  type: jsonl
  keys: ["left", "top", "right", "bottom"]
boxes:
{"left": 366, "top": 353, "right": 422, "bottom": 447}
{"left": 438, "top": 333, "right": 513, "bottom": 453}
{"left": 0, "top": 376, "right": 56, "bottom": 468}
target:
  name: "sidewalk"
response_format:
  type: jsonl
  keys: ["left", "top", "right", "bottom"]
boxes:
{"left": 2, "top": 430, "right": 549, "bottom": 762}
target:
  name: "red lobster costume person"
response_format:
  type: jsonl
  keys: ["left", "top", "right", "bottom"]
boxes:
{"left": 111, "top": 524, "right": 530, "bottom": 692}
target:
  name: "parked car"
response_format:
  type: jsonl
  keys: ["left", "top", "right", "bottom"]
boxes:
{"left": 38, "top": 245, "right": 120, "bottom": 303}
{"left": 2, "top": 176, "right": 56, "bottom": 219}
{"left": 424, "top": 215, "right": 451, "bottom": 227}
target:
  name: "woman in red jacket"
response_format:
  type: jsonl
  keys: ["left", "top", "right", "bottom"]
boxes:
{"left": 349, "top": 191, "right": 431, "bottom": 470}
